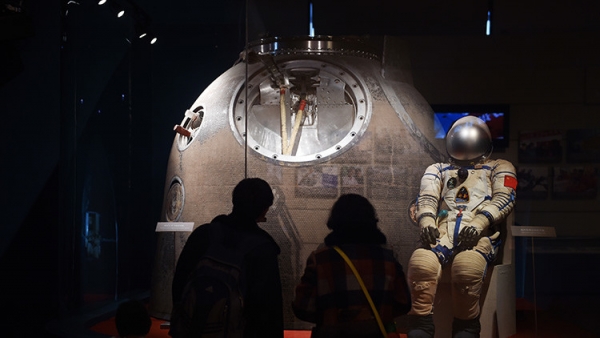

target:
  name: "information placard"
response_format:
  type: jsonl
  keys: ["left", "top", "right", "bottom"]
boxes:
{"left": 511, "top": 226, "right": 556, "bottom": 238}
{"left": 155, "top": 222, "right": 194, "bottom": 232}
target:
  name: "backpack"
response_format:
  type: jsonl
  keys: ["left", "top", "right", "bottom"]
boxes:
{"left": 170, "top": 221, "right": 267, "bottom": 338}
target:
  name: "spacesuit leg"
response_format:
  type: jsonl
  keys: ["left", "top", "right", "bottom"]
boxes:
{"left": 406, "top": 248, "right": 442, "bottom": 338}
{"left": 450, "top": 237, "right": 493, "bottom": 338}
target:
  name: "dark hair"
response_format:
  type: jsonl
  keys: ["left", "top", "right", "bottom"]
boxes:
{"left": 231, "top": 178, "right": 274, "bottom": 219}
{"left": 326, "top": 193, "right": 379, "bottom": 232}
{"left": 115, "top": 300, "right": 151, "bottom": 337}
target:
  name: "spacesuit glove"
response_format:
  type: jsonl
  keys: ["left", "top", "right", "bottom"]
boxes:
{"left": 457, "top": 226, "right": 481, "bottom": 250}
{"left": 420, "top": 226, "right": 440, "bottom": 246}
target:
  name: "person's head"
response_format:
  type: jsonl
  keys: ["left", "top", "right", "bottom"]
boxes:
{"left": 114, "top": 300, "right": 151, "bottom": 338}
{"left": 231, "top": 178, "right": 274, "bottom": 221}
{"left": 326, "top": 193, "right": 379, "bottom": 233}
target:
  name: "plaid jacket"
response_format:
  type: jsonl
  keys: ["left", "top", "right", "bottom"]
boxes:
{"left": 292, "top": 242, "right": 411, "bottom": 334}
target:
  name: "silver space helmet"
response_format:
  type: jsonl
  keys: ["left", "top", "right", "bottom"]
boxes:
{"left": 445, "top": 115, "right": 493, "bottom": 164}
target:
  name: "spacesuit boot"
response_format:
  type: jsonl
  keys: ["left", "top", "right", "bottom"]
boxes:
{"left": 407, "top": 314, "right": 435, "bottom": 338}
{"left": 451, "top": 316, "right": 480, "bottom": 338}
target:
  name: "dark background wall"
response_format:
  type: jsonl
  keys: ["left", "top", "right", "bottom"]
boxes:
{"left": 0, "top": 0, "right": 598, "bottom": 336}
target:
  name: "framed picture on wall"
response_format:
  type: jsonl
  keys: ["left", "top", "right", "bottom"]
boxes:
{"left": 518, "top": 130, "right": 562, "bottom": 163}
{"left": 516, "top": 166, "right": 549, "bottom": 199}
{"left": 551, "top": 166, "right": 598, "bottom": 199}
{"left": 566, "top": 129, "right": 600, "bottom": 163}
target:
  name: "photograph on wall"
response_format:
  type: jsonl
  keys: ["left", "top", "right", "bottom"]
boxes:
{"left": 566, "top": 129, "right": 600, "bottom": 163}
{"left": 518, "top": 130, "right": 562, "bottom": 163}
{"left": 516, "top": 166, "right": 549, "bottom": 199}
{"left": 340, "top": 165, "right": 365, "bottom": 195}
{"left": 551, "top": 166, "right": 598, "bottom": 199}
{"left": 295, "top": 165, "right": 339, "bottom": 198}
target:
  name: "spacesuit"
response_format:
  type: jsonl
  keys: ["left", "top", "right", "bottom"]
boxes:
{"left": 406, "top": 116, "right": 517, "bottom": 338}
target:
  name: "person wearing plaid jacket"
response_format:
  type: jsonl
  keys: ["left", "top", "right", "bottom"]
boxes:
{"left": 292, "top": 193, "right": 411, "bottom": 338}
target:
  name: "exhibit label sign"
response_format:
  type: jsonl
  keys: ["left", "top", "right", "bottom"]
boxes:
{"left": 155, "top": 222, "right": 194, "bottom": 232}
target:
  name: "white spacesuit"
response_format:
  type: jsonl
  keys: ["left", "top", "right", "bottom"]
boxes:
{"left": 406, "top": 116, "right": 517, "bottom": 338}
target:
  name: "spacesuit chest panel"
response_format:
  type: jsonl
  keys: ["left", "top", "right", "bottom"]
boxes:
{"left": 442, "top": 167, "right": 492, "bottom": 213}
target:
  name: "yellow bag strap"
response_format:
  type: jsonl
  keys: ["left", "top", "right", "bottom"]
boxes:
{"left": 333, "top": 245, "right": 387, "bottom": 338}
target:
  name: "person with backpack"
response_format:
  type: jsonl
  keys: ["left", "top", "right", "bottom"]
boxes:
{"left": 292, "top": 193, "right": 411, "bottom": 338}
{"left": 170, "top": 178, "right": 283, "bottom": 338}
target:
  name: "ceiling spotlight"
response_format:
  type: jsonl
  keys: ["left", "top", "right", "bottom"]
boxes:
{"left": 150, "top": 36, "right": 157, "bottom": 44}
{"left": 135, "top": 23, "right": 147, "bottom": 38}
{"left": 98, "top": 0, "right": 107, "bottom": 4}
{"left": 110, "top": 2, "right": 125, "bottom": 17}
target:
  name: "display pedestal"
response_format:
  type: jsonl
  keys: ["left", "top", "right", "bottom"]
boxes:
{"left": 511, "top": 224, "right": 556, "bottom": 338}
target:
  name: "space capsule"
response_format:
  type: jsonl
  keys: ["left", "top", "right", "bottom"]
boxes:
{"left": 148, "top": 35, "right": 445, "bottom": 328}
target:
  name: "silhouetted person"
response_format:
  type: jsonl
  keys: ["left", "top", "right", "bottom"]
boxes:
{"left": 170, "top": 178, "right": 283, "bottom": 338}
{"left": 292, "top": 193, "right": 411, "bottom": 337}
{"left": 114, "top": 299, "right": 152, "bottom": 338}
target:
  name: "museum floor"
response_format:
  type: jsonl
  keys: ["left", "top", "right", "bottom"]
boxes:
{"left": 84, "top": 298, "right": 599, "bottom": 338}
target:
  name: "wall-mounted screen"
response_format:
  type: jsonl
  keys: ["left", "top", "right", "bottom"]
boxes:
{"left": 431, "top": 104, "right": 510, "bottom": 149}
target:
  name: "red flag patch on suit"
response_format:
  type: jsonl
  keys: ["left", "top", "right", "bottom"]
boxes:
{"left": 504, "top": 176, "right": 518, "bottom": 190}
